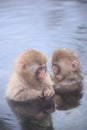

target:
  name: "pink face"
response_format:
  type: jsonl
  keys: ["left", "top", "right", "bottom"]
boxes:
{"left": 38, "top": 69, "right": 46, "bottom": 80}
{"left": 52, "top": 64, "right": 64, "bottom": 82}
{"left": 52, "top": 64, "right": 60, "bottom": 76}
{"left": 35, "top": 64, "right": 47, "bottom": 81}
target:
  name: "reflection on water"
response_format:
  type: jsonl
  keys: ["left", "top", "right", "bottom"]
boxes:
{"left": 0, "top": 0, "right": 87, "bottom": 130}
{"left": 6, "top": 99, "right": 54, "bottom": 130}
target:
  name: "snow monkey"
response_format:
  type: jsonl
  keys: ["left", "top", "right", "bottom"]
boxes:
{"left": 6, "top": 49, "right": 55, "bottom": 119}
{"left": 51, "top": 48, "right": 83, "bottom": 108}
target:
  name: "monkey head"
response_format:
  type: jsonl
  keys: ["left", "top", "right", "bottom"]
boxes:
{"left": 14, "top": 49, "right": 48, "bottom": 82}
{"left": 51, "top": 48, "right": 82, "bottom": 83}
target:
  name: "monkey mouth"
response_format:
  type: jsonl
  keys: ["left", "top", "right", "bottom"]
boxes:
{"left": 39, "top": 78, "right": 45, "bottom": 82}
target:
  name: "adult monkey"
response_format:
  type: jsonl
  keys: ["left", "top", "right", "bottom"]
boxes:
{"left": 51, "top": 48, "right": 83, "bottom": 108}
{"left": 6, "top": 49, "right": 55, "bottom": 119}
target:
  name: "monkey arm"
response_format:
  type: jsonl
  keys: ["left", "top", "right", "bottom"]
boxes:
{"left": 26, "top": 89, "right": 43, "bottom": 101}
{"left": 41, "top": 72, "right": 55, "bottom": 100}
{"left": 43, "top": 87, "right": 55, "bottom": 100}
{"left": 54, "top": 81, "right": 83, "bottom": 94}
{"left": 7, "top": 88, "right": 44, "bottom": 102}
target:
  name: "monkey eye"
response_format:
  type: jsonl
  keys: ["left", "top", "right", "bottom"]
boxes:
{"left": 52, "top": 63, "right": 60, "bottom": 75}
{"left": 38, "top": 65, "right": 47, "bottom": 72}
{"left": 36, "top": 64, "right": 46, "bottom": 74}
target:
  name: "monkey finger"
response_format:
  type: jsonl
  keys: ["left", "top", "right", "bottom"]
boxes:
{"left": 44, "top": 90, "right": 54, "bottom": 100}
{"left": 37, "top": 92, "right": 45, "bottom": 100}
{"left": 46, "top": 92, "right": 54, "bottom": 100}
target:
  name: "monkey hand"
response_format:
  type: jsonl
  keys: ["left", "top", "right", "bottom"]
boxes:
{"left": 43, "top": 87, "right": 55, "bottom": 100}
{"left": 53, "top": 84, "right": 61, "bottom": 93}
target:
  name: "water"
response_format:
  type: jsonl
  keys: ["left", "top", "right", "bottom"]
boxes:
{"left": 0, "top": 0, "right": 87, "bottom": 130}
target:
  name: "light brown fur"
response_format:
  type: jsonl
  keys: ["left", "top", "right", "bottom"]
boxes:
{"left": 51, "top": 48, "right": 83, "bottom": 93}
{"left": 51, "top": 48, "right": 83, "bottom": 108}
{"left": 6, "top": 49, "right": 55, "bottom": 102}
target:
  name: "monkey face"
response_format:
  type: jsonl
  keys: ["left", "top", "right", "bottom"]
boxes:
{"left": 52, "top": 60, "right": 73, "bottom": 82}
{"left": 52, "top": 63, "right": 63, "bottom": 82}
{"left": 52, "top": 63, "right": 60, "bottom": 76}
{"left": 35, "top": 64, "right": 47, "bottom": 81}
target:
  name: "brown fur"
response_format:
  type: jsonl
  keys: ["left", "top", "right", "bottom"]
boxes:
{"left": 6, "top": 49, "right": 55, "bottom": 102}
{"left": 52, "top": 48, "right": 80, "bottom": 63}
{"left": 51, "top": 48, "right": 83, "bottom": 108}
{"left": 51, "top": 48, "right": 83, "bottom": 91}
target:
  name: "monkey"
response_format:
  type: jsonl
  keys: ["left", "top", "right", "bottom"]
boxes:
{"left": 7, "top": 99, "right": 54, "bottom": 130}
{"left": 6, "top": 49, "right": 55, "bottom": 120}
{"left": 51, "top": 48, "right": 83, "bottom": 109}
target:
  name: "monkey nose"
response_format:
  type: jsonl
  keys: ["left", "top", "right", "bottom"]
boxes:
{"left": 39, "top": 70, "right": 46, "bottom": 80}
{"left": 41, "top": 72, "right": 46, "bottom": 79}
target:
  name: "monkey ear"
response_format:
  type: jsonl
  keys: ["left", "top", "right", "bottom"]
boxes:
{"left": 71, "top": 60, "right": 78, "bottom": 71}
{"left": 20, "top": 60, "right": 26, "bottom": 71}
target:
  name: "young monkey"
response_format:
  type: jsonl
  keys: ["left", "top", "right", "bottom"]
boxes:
{"left": 6, "top": 49, "right": 55, "bottom": 119}
{"left": 51, "top": 48, "right": 83, "bottom": 108}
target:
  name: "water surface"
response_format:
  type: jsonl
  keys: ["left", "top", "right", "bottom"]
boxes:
{"left": 0, "top": 0, "right": 87, "bottom": 130}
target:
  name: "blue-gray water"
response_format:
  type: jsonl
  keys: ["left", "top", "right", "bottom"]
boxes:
{"left": 0, "top": 0, "right": 87, "bottom": 130}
